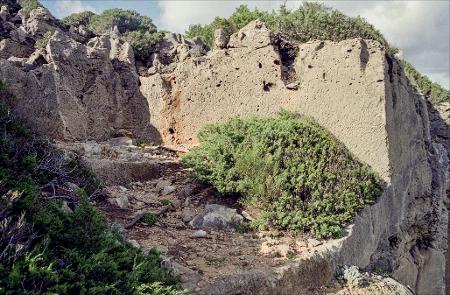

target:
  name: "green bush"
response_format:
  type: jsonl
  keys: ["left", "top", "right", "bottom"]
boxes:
{"left": 20, "top": 0, "right": 40, "bottom": 16}
{"left": 142, "top": 213, "right": 158, "bottom": 226}
{"left": 402, "top": 60, "right": 449, "bottom": 104}
{"left": 186, "top": 3, "right": 388, "bottom": 49}
{"left": 89, "top": 8, "right": 157, "bottom": 35}
{"left": 0, "top": 83, "right": 185, "bottom": 295}
{"left": 60, "top": 11, "right": 95, "bottom": 27}
{"left": 124, "top": 30, "right": 164, "bottom": 60}
{"left": 182, "top": 112, "right": 382, "bottom": 238}
{"left": 86, "top": 8, "right": 163, "bottom": 60}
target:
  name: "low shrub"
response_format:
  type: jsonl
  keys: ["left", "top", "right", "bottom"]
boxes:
{"left": 0, "top": 83, "right": 185, "bottom": 294}
{"left": 60, "top": 11, "right": 95, "bottom": 27}
{"left": 35, "top": 31, "right": 52, "bottom": 50}
{"left": 182, "top": 112, "right": 382, "bottom": 238}
{"left": 402, "top": 60, "right": 449, "bottom": 104}
{"left": 20, "top": 0, "right": 40, "bottom": 16}
{"left": 186, "top": 3, "right": 388, "bottom": 49}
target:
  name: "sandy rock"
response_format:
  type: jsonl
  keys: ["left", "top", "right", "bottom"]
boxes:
{"left": 181, "top": 208, "right": 196, "bottom": 223}
{"left": 108, "top": 195, "right": 130, "bottom": 209}
{"left": 214, "top": 28, "right": 229, "bottom": 49}
{"left": 241, "top": 210, "right": 254, "bottom": 221}
{"left": 162, "top": 185, "right": 176, "bottom": 195}
{"left": 161, "top": 257, "right": 201, "bottom": 290}
{"left": 191, "top": 230, "right": 207, "bottom": 238}
{"left": 156, "top": 179, "right": 172, "bottom": 192}
{"left": 108, "top": 136, "right": 133, "bottom": 146}
{"left": 228, "top": 20, "right": 272, "bottom": 49}
{"left": 308, "top": 238, "right": 323, "bottom": 247}
{"left": 191, "top": 204, "right": 244, "bottom": 230}
{"left": 342, "top": 265, "right": 368, "bottom": 287}
{"left": 128, "top": 239, "right": 140, "bottom": 249}
{"left": 23, "top": 6, "right": 58, "bottom": 37}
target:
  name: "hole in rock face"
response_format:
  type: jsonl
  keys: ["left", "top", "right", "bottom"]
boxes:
{"left": 322, "top": 73, "right": 326, "bottom": 79}
{"left": 272, "top": 34, "right": 298, "bottom": 85}
{"left": 308, "top": 65, "right": 313, "bottom": 69}
{"left": 168, "top": 128, "right": 175, "bottom": 134}
{"left": 274, "top": 60, "right": 280, "bottom": 65}
{"left": 258, "top": 62, "right": 262, "bottom": 68}
{"left": 263, "top": 81, "right": 274, "bottom": 92}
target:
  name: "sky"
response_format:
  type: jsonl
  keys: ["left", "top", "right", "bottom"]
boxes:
{"left": 40, "top": 1, "right": 450, "bottom": 88}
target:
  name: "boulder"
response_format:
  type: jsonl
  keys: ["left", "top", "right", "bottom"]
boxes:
{"left": 214, "top": 28, "right": 229, "bottom": 49}
{"left": 22, "top": 6, "right": 58, "bottom": 38}
{"left": 0, "top": 38, "right": 33, "bottom": 58}
{"left": 190, "top": 204, "right": 244, "bottom": 230}
{"left": 228, "top": 20, "right": 272, "bottom": 48}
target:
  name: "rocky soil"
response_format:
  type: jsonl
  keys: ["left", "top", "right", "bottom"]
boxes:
{"left": 55, "top": 139, "right": 416, "bottom": 295}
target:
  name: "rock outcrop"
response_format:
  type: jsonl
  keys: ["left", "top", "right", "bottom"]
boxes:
{"left": 0, "top": 2, "right": 448, "bottom": 293}
{"left": 140, "top": 21, "right": 448, "bottom": 294}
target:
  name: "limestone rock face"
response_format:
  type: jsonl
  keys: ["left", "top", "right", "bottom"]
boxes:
{"left": 0, "top": 10, "right": 448, "bottom": 294}
{"left": 22, "top": 6, "right": 58, "bottom": 37}
{"left": 0, "top": 30, "right": 160, "bottom": 141}
{"left": 214, "top": 28, "right": 229, "bottom": 49}
{"left": 228, "top": 20, "right": 272, "bottom": 48}
{"left": 139, "top": 21, "right": 448, "bottom": 294}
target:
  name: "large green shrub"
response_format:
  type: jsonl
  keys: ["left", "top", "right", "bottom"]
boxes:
{"left": 182, "top": 112, "right": 382, "bottom": 238}
{"left": 20, "top": 0, "right": 40, "bottom": 16}
{"left": 0, "top": 84, "right": 185, "bottom": 294}
{"left": 89, "top": 8, "right": 157, "bottom": 35}
{"left": 186, "top": 3, "right": 388, "bottom": 49}
{"left": 402, "top": 60, "right": 449, "bottom": 104}
{"left": 85, "top": 8, "right": 163, "bottom": 60}
{"left": 60, "top": 11, "right": 95, "bottom": 27}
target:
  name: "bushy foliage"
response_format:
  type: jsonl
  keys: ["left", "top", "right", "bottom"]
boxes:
{"left": 84, "top": 8, "right": 163, "bottom": 60}
{"left": 182, "top": 112, "right": 382, "bottom": 238}
{"left": 186, "top": 3, "right": 388, "bottom": 49}
{"left": 60, "top": 11, "right": 95, "bottom": 27}
{"left": 0, "top": 84, "right": 185, "bottom": 294}
{"left": 402, "top": 60, "right": 449, "bottom": 104}
{"left": 20, "top": 0, "right": 40, "bottom": 16}
{"left": 89, "top": 8, "right": 157, "bottom": 35}
{"left": 124, "top": 30, "right": 164, "bottom": 60}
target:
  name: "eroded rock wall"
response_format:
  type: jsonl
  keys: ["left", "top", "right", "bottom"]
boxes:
{"left": 140, "top": 21, "right": 448, "bottom": 294}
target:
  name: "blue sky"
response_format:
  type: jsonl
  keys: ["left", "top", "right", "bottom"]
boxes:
{"left": 40, "top": 1, "right": 449, "bottom": 88}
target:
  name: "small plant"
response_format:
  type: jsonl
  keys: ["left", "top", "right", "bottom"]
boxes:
{"left": 204, "top": 257, "right": 226, "bottom": 266}
{"left": 137, "top": 282, "right": 190, "bottom": 295}
{"left": 160, "top": 199, "right": 171, "bottom": 206}
{"left": 35, "top": 31, "right": 52, "bottom": 50}
{"left": 286, "top": 251, "right": 296, "bottom": 260}
{"left": 135, "top": 138, "right": 146, "bottom": 148}
{"left": 142, "top": 213, "right": 158, "bottom": 226}
{"left": 235, "top": 222, "right": 250, "bottom": 234}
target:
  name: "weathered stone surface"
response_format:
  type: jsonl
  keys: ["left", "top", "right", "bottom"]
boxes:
{"left": 0, "top": 38, "right": 33, "bottom": 58}
{"left": 140, "top": 21, "right": 448, "bottom": 294}
{"left": 228, "top": 20, "right": 272, "bottom": 49}
{"left": 214, "top": 28, "right": 228, "bottom": 49}
{"left": 0, "top": 31, "right": 160, "bottom": 142}
{"left": 191, "top": 204, "right": 244, "bottom": 230}
{"left": 22, "top": 6, "right": 58, "bottom": 38}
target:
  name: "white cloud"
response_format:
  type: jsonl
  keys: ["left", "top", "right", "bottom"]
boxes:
{"left": 157, "top": 0, "right": 449, "bottom": 88}
{"left": 54, "top": 0, "right": 97, "bottom": 17}
{"left": 157, "top": 1, "right": 281, "bottom": 33}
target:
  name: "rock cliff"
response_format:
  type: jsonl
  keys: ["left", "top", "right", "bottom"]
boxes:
{"left": 0, "top": 3, "right": 448, "bottom": 294}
